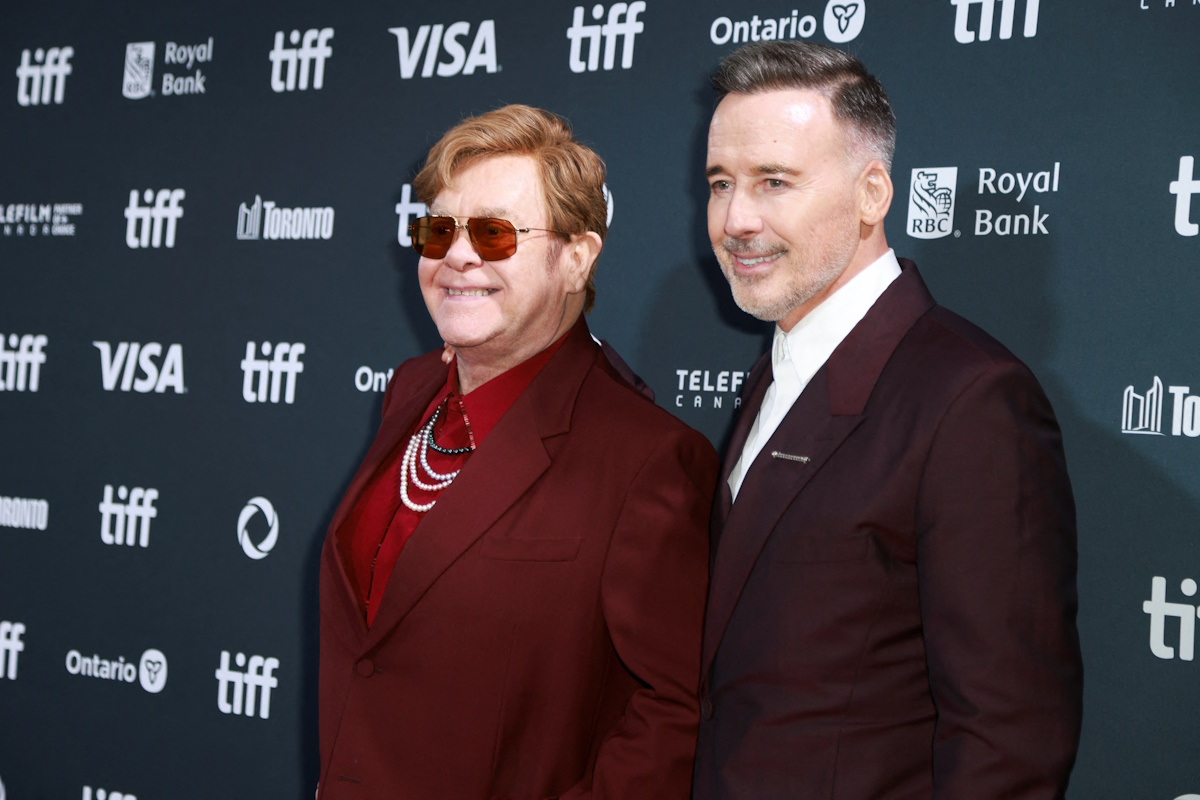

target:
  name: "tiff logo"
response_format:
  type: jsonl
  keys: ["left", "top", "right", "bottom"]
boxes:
{"left": 216, "top": 650, "right": 279, "bottom": 719}
{"left": 125, "top": 189, "right": 185, "bottom": 249}
{"left": 94, "top": 341, "right": 185, "bottom": 394}
{"left": 1144, "top": 575, "right": 1200, "bottom": 661}
{"left": 0, "top": 621, "right": 25, "bottom": 679}
{"left": 83, "top": 788, "right": 137, "bottom": 800}
{"left": 566, "top": 2, "right": 647, "bottom": 73}
{"left": 16, "top": 46, "right": 73, "bottom": 106}
{"left": 241, "top": 341, "right": 305, "bottom": 404}
{"left": 395, "top": 183, "right": 428, "bottom": 247}
{"left": 1170, "top": 156, "right": 1200, "bottom": 237}
{"left": 269, "top": 28, "right": 333, "bottom": 92}
{"left": 99, "top": 485, "right": 159, "bottom": 548}
{"left": 952, "top": 0, "right": 1040, "bottom": 43}
{"left": 389, "top": 20, "right": 499, "bottom": 79}
{"left": 0, "top": 333, "right": 47, "bottom": 392}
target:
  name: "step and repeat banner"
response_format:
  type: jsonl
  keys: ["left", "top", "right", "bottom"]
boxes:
{"left": 2, "top": 0, "right": 1198, "bottom": 797}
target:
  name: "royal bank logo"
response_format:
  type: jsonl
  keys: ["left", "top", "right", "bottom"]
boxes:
{"left": 99, "top": 485, "right": 159, "bottom": 548}
{"left": 123, "top": 37, "right": 214, "bottom": 100}
{"left": 567, "top": 1, "right": 646, "bottom": 73}
{"left": 906, "top": 168, "right": 957, "bottom": 240}
{"left": 673, "top": 367, "right": 749, "bottom": 410}
{"left": 389, "top": 20, "right": 499, "bottom": 79}
{"left": 95, "top": 342, "right": 185, "bottom": 394}
{"left": 1, "top": 201, "right": 83, "bottom": 237}
{"left": 125, "top": 189, "right": 185, "bottom": 249}
{"left": 1, "top": 495, "right": 49, "bottom": 531}
{"left": 122, "top": 42, "right": 155, "bottom": 99}
{"left": 16, "top": 46, "right": 73, "bottom": 106}
{"left": 1120, "top": 376, "right": 1200, "bottom": 438}
{"left": 241, "top": 341, "right": 304, "bottom": 404}
{"left": 1144, "top": 575, "right": 1200, "bottom": 661}
{"left": 952, "top": 0, "right": 1040, "bottom": 43}
{"left": 0, "top": 334, "right": 47, "bottom": 392}
{"left": 65, "top": 647, "right": 168, "bottom": 692}
{"left": 1170, "top": 156, "right": 1200, "bottom": 237}
{"left": 269, "top": 28, "right": 334, "bottom": 92}
{"left": 710, "top": 1, "right": 864, "bottom": 46}
{"left": 83, "top": 786, "right": 138, "bottom": 800}
{"left": 236, "top": 195, "right": 335, "bottom": 241}
{"left": 237, "top": 496, "right": 279, "bottom": 560}
{"left": 216, "top": 650, "right": 280, "bottom": 719}
{"left": 1, "top": 621, "right": 25, "bottom": 680}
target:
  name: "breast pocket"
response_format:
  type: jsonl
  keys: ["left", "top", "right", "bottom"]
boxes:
{"left": 479, "top": 536, "right": 583, "bottom": 562}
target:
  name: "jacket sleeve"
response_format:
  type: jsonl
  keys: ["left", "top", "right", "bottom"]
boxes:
{"left": 916, "top": 361, "right": 1083, "bottom": 798}
{"left": 559, "top": 427, "right": 718, "bottom": 800}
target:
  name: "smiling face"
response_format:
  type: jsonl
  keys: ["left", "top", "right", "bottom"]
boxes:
{"left": 419, "top": 154, "right": 591, "bottom": 389}
{"left": 706, "top": 88, "right": 871, "bottom": 331}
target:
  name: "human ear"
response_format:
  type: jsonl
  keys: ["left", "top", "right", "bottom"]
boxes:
{"left": 858, "top": 161, "right": 893, "bottom": 226}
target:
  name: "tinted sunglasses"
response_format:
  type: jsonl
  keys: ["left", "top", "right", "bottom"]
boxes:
{"left": 408, "top": 215, "right": 563, "bottom": 260}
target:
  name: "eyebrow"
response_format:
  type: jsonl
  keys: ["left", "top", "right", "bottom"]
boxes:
{"left": 428, "top": 206, "right": 512, "bottom": 219}
{"left": 705, "top": 163, "right": 800, "bottom": 178}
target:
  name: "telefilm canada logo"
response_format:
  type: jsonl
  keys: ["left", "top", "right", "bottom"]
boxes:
{"left": 1121, "top": 376, "right": 1200, "bottom": 438}
{"left": 123, "top": 36, "right": 215, "bottom": 99}
{"left": 952, "top": 0, "right": 1040, "bottom": 43}
{"left": 64, "top": 646, "right": 168, "bottom": 693}
{"left": 1, "top": 201, "right": 82, "bottom": 238}
{"left": 389, "top": 19, "right": 499, "bottom": 79}
{"left": 906, "top": 161, "right": 1060, "bottom": 240}
{"left": 236, "top": 195, "right": 335, "bottom": 241}
{"left": 673, "top": 368, "right": 750, "bottom": 410}
{"left": 237, "top": 496, "right": 279, "bottom": 560}
{"left": 567, "top": 1, "right": 646, "bottom": 72}
{"left": 15, "top": 46, "right": 73, "bottom": 106}
{"left": 709, "top": 0, "right": 865, "bottom": 47}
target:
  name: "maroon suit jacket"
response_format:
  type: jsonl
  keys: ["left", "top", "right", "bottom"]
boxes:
{"left": 694, "top": 262, "right": 1083, "bottom": 799}
{"left": 318, "top": 319, "right": 718, "bottom": 799}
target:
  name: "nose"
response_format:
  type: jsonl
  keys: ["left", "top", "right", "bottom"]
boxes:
{"left": 441, "top": 223, "right": 483, "bottom": 271}
{"left": 721, "top": 188, "right": 764, "bottom": 239}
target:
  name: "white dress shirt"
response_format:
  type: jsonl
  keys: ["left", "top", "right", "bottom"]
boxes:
{"left": 727, "top": 250, "right": 903, "bottom": 501}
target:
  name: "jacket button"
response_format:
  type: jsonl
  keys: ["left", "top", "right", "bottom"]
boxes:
{"left": 356, "top": 659, "right": 374, "bottom": 677}
{"left": 701, "top": 698, "right": 713, "bottom": 720}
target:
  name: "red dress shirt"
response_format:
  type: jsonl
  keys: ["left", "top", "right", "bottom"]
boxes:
{"left": 340, "top": 337, "right": 567, "bottom": 626}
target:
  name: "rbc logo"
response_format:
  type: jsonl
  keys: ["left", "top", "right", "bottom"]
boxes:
{"left": 216, "top": 650, "right": 280, "bottom": 719}
{"left": 15, "top": 46, "right": 73, "bottom": 106}
{"left": 389, "top": 20, "right": 499, "bottom": 79}
{"left": 952, "top": 0, "right": 1040, "bottom": 43}
{"left": 1143, "top": 576, "right": 1200, "bottom": 661}
{"left": 566, "top": 2, "right": 646, "bottom": 73}
{"left": 94, "top": 341, "right": 185, "bottom": 393}
{"left": 124, "top": 189, "right": 185, "bottom": 249}
{"left": 269, "top": 28, "right": 333, "bottom": 92}
{"left": 1170, "top": 155, "right": 1200, "bottom": 237}
{"left": 0, "top": 620, "right": 25, "bottom": 680}
{"left": 0, "top": 333, "right": 47, "bottom": 392}
{"left": 241, "top": 341, "right": 305, "bottom": 404}
{"left": 99, "top": 485, "right": 159, "bottom": 548}
{"left": 906, "top": 167, "right": 957, "bottom": 239}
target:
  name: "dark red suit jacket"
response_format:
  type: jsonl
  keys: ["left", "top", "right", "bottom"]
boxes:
{"left": 694, "top": 262, "right": 1083, "bottom": 799}
{"left": 318, "top": 320, "right": 718, "bottom": 799}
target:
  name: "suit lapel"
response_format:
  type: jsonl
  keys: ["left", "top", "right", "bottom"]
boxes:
{"left": 324, "top": 355, "right": 446, "bottom": 639}
{"left": 714, "top": 354, "right": 771, "bottom": 529}
{"left": 363, "top": 321, "right": 599, "bottom": 650}
{"left": 702, "top": 261, "right": 937, "bottom": 674}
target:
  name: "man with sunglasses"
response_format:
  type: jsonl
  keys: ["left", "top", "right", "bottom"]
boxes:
{"left": 317, "top": 104, "right": 717, "bottom": 799}
{"left": 694, "top": 43, "right": 1082, "bottom": 798}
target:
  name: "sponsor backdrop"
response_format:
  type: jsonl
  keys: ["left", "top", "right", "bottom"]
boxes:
{"left": 1, "top": 0, "right": 1197, "bottom": 797}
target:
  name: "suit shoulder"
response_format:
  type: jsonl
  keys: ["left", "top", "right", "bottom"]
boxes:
{"left": 908, "top": 305, "right": 1035, "bottom": 377}
{"left": 580, "top": 362, "right": 718, "bottom": 455}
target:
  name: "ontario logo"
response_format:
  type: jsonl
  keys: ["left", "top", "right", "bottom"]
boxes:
{"left": 906, "top": 167, "right": 957, "bottom": 240}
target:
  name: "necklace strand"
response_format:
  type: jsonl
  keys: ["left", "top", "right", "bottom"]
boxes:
{"left": 398, "top": 399, "right": 476, "bottom": 512}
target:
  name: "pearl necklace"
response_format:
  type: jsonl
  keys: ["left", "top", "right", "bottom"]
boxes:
{"left": 399, "top": 401, "right": 474, "bottom": 512}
